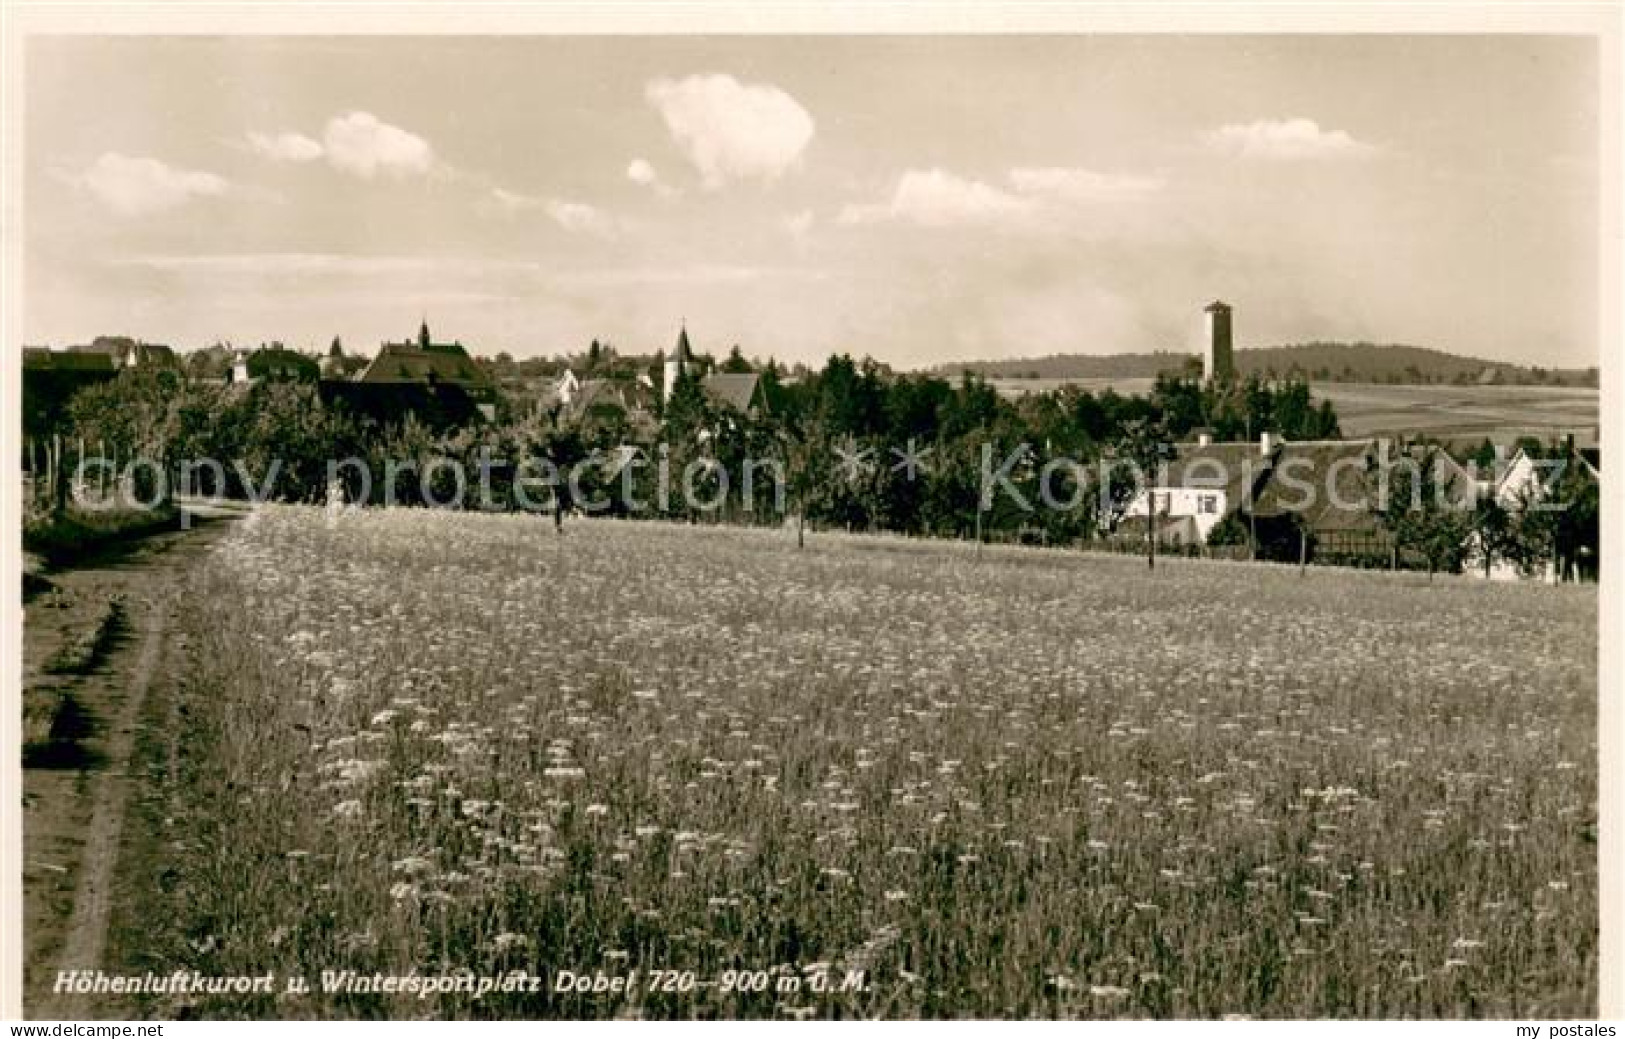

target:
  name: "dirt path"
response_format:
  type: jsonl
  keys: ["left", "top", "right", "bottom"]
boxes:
{"left": 22, "top": 513, "right": 240, "bottom": 1019}
{"left": 32, "top": 589, "right": 167, "bottom": 1020}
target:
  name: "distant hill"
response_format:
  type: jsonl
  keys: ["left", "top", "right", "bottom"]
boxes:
{"left": 931, "top": 342, "right": 1598, "bottom": 388}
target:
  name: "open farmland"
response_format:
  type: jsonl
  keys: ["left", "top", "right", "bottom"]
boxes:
{"left": 988, "top": 378, "right": 1598, "bottom": 442}
{"left": 1310, "top": 383, "right": 1599, "bottom": 441}
{"left": 133, "top": 508, "right": 1597, "bottom": 1019}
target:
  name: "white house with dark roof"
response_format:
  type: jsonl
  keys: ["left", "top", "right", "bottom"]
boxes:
{"left": 1120, "top": 433, "right": 1278, "bottom": 544}
{"left": 1469, "top": 436, "right": 1602, "bottom": 582}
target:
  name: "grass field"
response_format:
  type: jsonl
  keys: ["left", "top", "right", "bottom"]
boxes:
{"left": 988, "top": 379, "right": 1598, "bottom": 443}
{"left": 137, "top": 508, "right": 1597, "bottom": 1019}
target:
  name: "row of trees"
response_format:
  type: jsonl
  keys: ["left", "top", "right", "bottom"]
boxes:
{"left": 49, "top": 360, "right": 1337, "bottom": 536}
{"left": 39, "top": 353, "right": 1597, "bottom": 581}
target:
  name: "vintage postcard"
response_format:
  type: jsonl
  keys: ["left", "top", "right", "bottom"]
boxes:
{"left": 3, "top": 2, "right": 1619, "bottom": 1027}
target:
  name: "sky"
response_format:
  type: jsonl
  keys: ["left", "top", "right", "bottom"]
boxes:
{"left": 22, "top": 35, "right": 1602, "bottom": 369}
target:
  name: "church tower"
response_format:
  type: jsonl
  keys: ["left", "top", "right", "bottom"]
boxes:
{"left": 663, "top": 322, "right": 695, "bottom": 402}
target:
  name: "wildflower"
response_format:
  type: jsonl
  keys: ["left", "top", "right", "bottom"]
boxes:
{"left": 391, "top": 856, "right": 436, "bottom": 876}
{"left": 490, "top": 933, "right": 531, "bottom": 953}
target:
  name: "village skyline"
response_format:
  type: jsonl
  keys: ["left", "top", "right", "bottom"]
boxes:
{"left": 23, "top": 34, "right": 1601, "bottom": 370}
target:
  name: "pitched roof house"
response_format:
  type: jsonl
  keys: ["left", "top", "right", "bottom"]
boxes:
{"left": 1122, "top": 435, "right": 1441, "bottom": 563}
{"left": 700, "top": 372, "right": 767, "bottom": 416}
{"left": 1495, "top": 439, "right": 1601, "bottom": 507}
{"left": 24, "top": 348, "right": 118, "bottom": 374}
{"left": 68, "top": 335, "right": 178, "bottom": 369}
{"left": 1120, "top": 436, "right": 1277, "bottom": 543}
{"left": 229, "top": 346, "right": 320, "bottom": 385}
{"left": 354, "top": 321, "right": 498, "bottom": 420}
{"left": 23, "top": 348, "right": 119, "bottom": 436}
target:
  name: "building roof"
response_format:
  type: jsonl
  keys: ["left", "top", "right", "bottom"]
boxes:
{"left": 1204, "top": 300, "right": 1231, "bottom": 313}
{"left": 24, "top": 348, "right": 118, "bottom": 373}
{"left": 1152, "top": 442, "right": 1273, "bottom": 506}
{"left": 565, "top": 378, "right": 622, "bottom": 416}
{"left": 1419, "top": 446, "right": 1480, "bottom": 506}
{"left": 245, "top": 347, "right": 318, "bottom": 373}
{"left": 701, "top": 372, "right": 764, "bottom": 414}
{"left": 673, "top": 324, "right": 695, "bottom": 363}
{"left": 1250, "top": 439, "right": 1382, "bottom": 533}
{"left": 356, "top": 340, "right": 493, "bottom": 391}
{"left": 560, "top": 378, "right": 656, "bottom": 424}
{"left": 69, "top": 336, "right": 176, "bottom": 366}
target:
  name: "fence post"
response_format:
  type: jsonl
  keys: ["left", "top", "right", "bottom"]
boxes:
{"left": 60, "top": 435, "right": 72, "bottom": 513}
{"left": 50, "top": 434, "right": 63, "bottom": 513}
{"left": 27, "top": 436, "right": 38, "bottom": 509}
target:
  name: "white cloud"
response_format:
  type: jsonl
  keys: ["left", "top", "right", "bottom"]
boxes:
{"left": 626, "top": 156, "right": 677, "bottom": 197}
{"left": 481, "top": 187, "right": 546, "bottom": 215}
{"left": 322, "top": 111, "right": 435, "bottom": 179}
{"left": 245, "top": 130, "right": 324, "bottom": 163}
{"left": 644, "top": 74, "right": 815, "bottom": 188}
{"left": 129, "top": 253, "right": 542, "bottom": 278}
{"left": 840, "top": 163, "right": 1167, "bottom": 230}
{"left": 479, "top": 188, "right": 617, "bottom": 237}
{"left": 627, "top": 157, "right": 658, "bottom": 185}
{"left": 545, "top": 199, "right": 617, "bottom": 237}
{"left": 839, "top": 168, "right": 1032, "bottom": 227}
{"left": 1206, "top": 118, "right": 1375, "bottom": 160}
{"left": 1007, "top": 166, "right": 1164, "bottom": 203}
{"left": 79, "top": 152, "right": 229, "bottom": 217}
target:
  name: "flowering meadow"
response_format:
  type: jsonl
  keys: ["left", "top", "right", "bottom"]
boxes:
{"left": 138, "top": 507, "right": 1597, "bottom": 1019}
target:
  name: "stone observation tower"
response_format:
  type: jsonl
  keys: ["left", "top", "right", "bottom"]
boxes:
{"left": 1203, "top": 300, "right": 1234, "bottom": 383}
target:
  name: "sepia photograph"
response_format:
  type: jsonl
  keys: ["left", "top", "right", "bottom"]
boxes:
{"left": 3, "top": 4, "right": 1619, "bottom": 1026}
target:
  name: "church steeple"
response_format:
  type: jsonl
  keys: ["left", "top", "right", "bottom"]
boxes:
{"left": 673, "top": 321, "right": 693, "bottom": 364}
{"left": 664, "top": 321, "right": 695, "bottom": 403}
{"left": 419, "top": 317, "right": 431, "bottom": 350}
